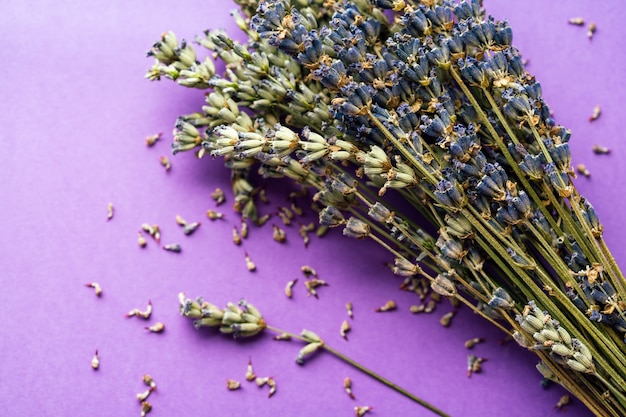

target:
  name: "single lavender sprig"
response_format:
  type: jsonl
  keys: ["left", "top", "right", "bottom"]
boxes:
{"left": 178, "top": 293, "right": 451, "bottom": 417}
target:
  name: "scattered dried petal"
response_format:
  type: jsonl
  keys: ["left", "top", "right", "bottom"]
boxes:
{"left": 355, "top": 406, "right": 373, "bottom": 416}
{"left": 137, "top": 301, "right": 153, "bottom": 319}
{"left": 152, "top": 225, "right": 161, "bottom": 243}
{"left": 240, "top": 221, "right": 249, "bottom": 239}
{"left": 137, "top": 389, "right": 152, "bottom": 402}
{"left": 107, "top": 202, "right": 114, "bottom": 221}
{"left": 278, "top": 211, "right": 292, "bottom": 226}
{"left": 576, "top": 163, "right": 590, "bottom": 178}
{"left": 592, "top": 144, "right": 610, "bottom": 154}
{"left": 273, "top": 333, "right": 292, "bottom": 341}
{"left": 305, "top": 279, "right": 329, "bottom": 298}
{"left": 183, "top": 222, "right": 201, "bottom": 236}
{"left": 143, "top": 374, "right": 157, "bottom": 391}
{"left": 141, "top": 401, "right": 152, "bottom": 417}
{"left": 291, "top": 202, "right": 303, "bottom": 216}
{"left": 145, "top": 133, "right": 161, "bottom": 147}
{"left": 246, "top": 358, "right": 256, "bottom": 381}
{"left": 254, "top": 213, "right": 271, "bottom": 226}
{"left": 375, "top": 300, "right": 397, "bottom": 312}
{"left": 91, "top": 350, "right": 99, "bottom": 370}
{"left": 346, "top": 302, "right": 354, "bottom": 319}
{"left": 175, "top": 214, "right": 187, "bottom": 226}
{"left": 206, "top": 209, "right": 225, "bottom": 220}
{"left": 272, "top": 225, "right": 287, "bottom": 243}
{"left": 589, "top": 105, "right": 601, "bottom": 121}
{"left": 211, "top": 188, "right": 225, "bottom": 205}
{"left": 340, "top": 320, "right": 351, "bottom": 340}
{"left": 159, "top": 156, "right": 171, "bottom": 171}
{"left": 227, "top": 379, "right": 241, "bottom": 390}
{"left": 344, "top": 377, "right": 355, "bottom": 399}
{"left": 138, "top": 232, "right": 148, "bottom": 248}
{"left": 163, "top": 243, "right": 181, "bottom": 253}
{"left": 267, "top": 377, "right": 277, "bottom": 398}
{"left": 145, "top": 322, "right": 165, "bottom": 333}
{"left": 233, "top": 226, "right": 242, "bottom": 245}
{"left": 555, "top": 394, "right": 571, "bottom": 411}
{"left": 85, "top": 282, "right": 103, "bottom": 297}
{"left": 464, "top": 338, "right": 484, "bottom": 349}
{"left": 467, "top": 355, "right": 487, "bottom": 377}
{"left": 255, "top": 376, "right": 270, "bottom": 387}
{"left": 141, "top": 224, "right": 161, "bottom": 243}
{"left": 568, "top": 17, "right": 584, "bottom": 26}
{"left": 587, "top": 22, "right": 596, "bottom": 39}
{"left": 409, "top": 304, "right": 425, "bottom": 314}
{"left": 301, "top": 265, "right": 318, "bottom": 278}
{"left": 440, "top": 311, "right": 456, "bottom": 327}
{"left": 244, "top": 252, "right": 256, "bottom": 272}
{"left": 298, "top": 224, "right": 311, "bottom": 247}
{"left": 424, "top": 299, "right": 437, "bottom": 313}
{"left": 284, "top": 279, "right": 298, "bottom": 298}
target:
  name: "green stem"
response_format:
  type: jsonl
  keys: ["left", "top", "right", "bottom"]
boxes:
{"left": 598, "top": 237, "right": 626, "bottom": 296}
{"left": 265, "top": 325, "right": 450, "bottom": 417}
{"left": 595, "top": 372, "right": 626, "bottom": 410}
{"left": 450, "top": 70, "right": 569, "bottom": 253}
{"left": 367, "top": 109, "right": 441, "bottom": 187}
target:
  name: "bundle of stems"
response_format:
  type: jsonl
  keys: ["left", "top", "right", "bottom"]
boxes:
{"left": 146, "top": 0, "right": 626, "bottom": 415}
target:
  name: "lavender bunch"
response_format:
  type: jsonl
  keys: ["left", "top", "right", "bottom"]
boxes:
{"left": 146, "top": 0, "right": 626, "bottom": 415}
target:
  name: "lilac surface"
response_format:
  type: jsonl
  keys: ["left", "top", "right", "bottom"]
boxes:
{"left": 0, "top": 1, "right": 624, "bottom": 416}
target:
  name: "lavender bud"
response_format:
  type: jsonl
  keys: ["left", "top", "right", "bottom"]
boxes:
{"left": 343, "top": 218, "right": 371, "bottom": 239}
{"left": 436, "top": 236, "right": 467, "bottom": 260}
{"left": 319, "top": 206, "right": 345, "bottom": 228}
{"left": 513, "top": 331, "right": 531, "bottom": 348}
{"left": 521, "top": 315, "right": 543, "bottom": 333}
{"left": 466, "top": 247, "right": 484, "bottom": 271}
{"left": 600, "top": 281, "right": 616, "bottom": 297}
{"left": 507, "top": 248, "right": 535, "bottom": 270}
{"left": 393, "top": 257, "right": 420, "bottom": 277}
{"left": 368, "top": 202, "right": 394, "bottom": 223}
{"left": 488, "top": 287, "right": 515, "bottom": 309}
{"left": 551, "top": 343, "right": 573, "bottom": 358}
{"left": 557, "top": 327, "right": 572, "bottom": 346}
{"left": 519, "top": 154, "right": 544, "bottom": 181}
{"left": 549, "top": 143, "right": 571, "bottom": 171}
{"left": 590, "top": 289, "right": 609, "bottom": 304}
{"left": 445, "top": 214, "right": 473, "bottom": 239}
{"left": 567, "top": 358, "right": 590, "bottom": 373}
{"left": 536, "top": 362, "right": 555, "bottom": 380}
{"left": 431, "top": 274, "right": 457, "bottom": 297}
{"left": 296, "top": 342, "right": 323, "bottom": 365}
{"left": 459, "top": 58, "right": 488, "bottom": 87}
{"left": 301, "top": 329, "right": 322, "bottom": 343}
{"left": 512, "top": 191, "right": 531, "bottom": 218}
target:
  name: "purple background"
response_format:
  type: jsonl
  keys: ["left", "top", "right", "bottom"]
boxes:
{"left": 1, "top": 1, "right": 624, "bottom": 416}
